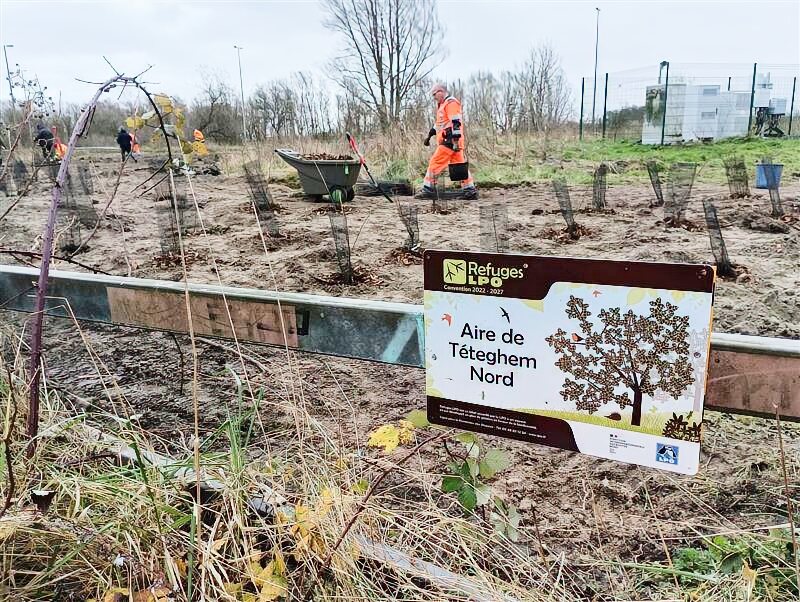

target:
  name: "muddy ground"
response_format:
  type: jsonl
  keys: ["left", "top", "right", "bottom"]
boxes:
{"left": 1, "top": 153, "right": 799, "bottom": 597}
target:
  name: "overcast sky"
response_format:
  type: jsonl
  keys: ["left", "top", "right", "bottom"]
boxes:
{"left": 0, "top": 0, "right": 798, "bottom": 106}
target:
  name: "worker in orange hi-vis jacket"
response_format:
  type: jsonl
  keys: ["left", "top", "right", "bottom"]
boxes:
{"left": 421, "top": 83, "right": 478, "bottom": 199}
{"left": 193, "top": 128, "right": 205, "bottom": 143}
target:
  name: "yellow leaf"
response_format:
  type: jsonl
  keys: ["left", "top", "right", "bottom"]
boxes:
{"left": 242, "top": 594, "right": 257, "bottom": 602}
{"left": 192, "top": 141, "right": 209, "bottom": 156}
{"left": 102, "top": 588, "right": 129, "bottom": 602}
{"left": 742, "top": 562, "right": 757, "bottom": 594}
{"left": 258, "top": 574, "right": 287, "bottom": 601}
{"left": 626, "top": 288, "right": 646, "bottom": 306}
{"left": 367, "top": 424, "right": 400, "bottom": 453}
{"left": 174, "top": 557, "right": 187, "bottom": 578}
{"left": 211, "top": 537, "right": 228, "bottom": 553}
{"left": 398, "top": 419, "right": 415, "bottom": 444}
{"left": 223, "top": 582, "right": 242, "bottom": 595}
{"left": 334, "top": 457, "right": 348, "bottom": 470}
{"left": 318, "top": 488, "right": 334, "bottom": 516}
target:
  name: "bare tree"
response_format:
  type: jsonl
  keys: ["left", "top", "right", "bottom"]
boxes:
{"left": 513, "top": 45, "right": 572, "bottom": 133}
{"left": 322, "top": 0, "right": 445, "bottom": 132}
{"left": 191, "top": 71, "right": 239, "bottom": 143}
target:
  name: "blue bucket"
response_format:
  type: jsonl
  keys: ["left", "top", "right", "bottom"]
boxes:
{"left": 755, "top": 163, "right": 783, "bottom": 189}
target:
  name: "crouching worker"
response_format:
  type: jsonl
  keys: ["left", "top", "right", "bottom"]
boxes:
{"left": 421, "top": 83, "right": 477, "bottom": 200}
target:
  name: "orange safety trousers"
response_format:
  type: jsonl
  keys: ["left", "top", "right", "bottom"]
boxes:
{"left": 423, "top": 144, "right": 474, "bottom": 188}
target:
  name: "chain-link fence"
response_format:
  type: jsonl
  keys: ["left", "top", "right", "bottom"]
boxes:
{"left": 579, "top": 62, "right": 799, "bottom": 144}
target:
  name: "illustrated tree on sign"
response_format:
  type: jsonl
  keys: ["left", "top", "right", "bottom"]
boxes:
{"left": 545, "top": 295, "right": 694, "bottom": 427}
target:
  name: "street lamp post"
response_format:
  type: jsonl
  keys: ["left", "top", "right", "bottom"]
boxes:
{"left": 234, "top": 45, "right": 247, "bottom": 141}
{"left": 591, "top": 7, "right": 600, "bottom": 129}
{"left": 3, "top": 44, "right": 15, "bottom": 106}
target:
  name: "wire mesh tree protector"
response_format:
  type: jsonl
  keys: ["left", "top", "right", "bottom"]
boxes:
{"left": 396, "top": 202, "right": 420, "bottom": 251}
{"left": 12, "top": 159, "right": 29, "bottom": 191}
{"left": 480, "top": 204, "right": 509, "bottom": 253}
{"left": 65, "top": 166, "right": 97, "bottom": 227}
{"left": 702, "top": 198, "right": 734, "bottom": 277}
{"left": 552, "top": 178, "right": 578, "bottom": 237}
{"left": 154, "top": 175, "right": 195, "bottom": 255}
{"left": 592, "top": 163, "right": 608, "bottom": 210}
{"left": 646, "top": 160, "right": 664, "bottom": 207}
{"left": 664, "top": 162, "right": 697, "bottom": 224}
{"left": 723, "top": 157, "right": 749, "bottom": 198}
{"left": 77, "top": 161, "right": 94, "bottom": 195}
{"left": 328, "top": 212, "right": 354, "bottom": 283}
{"left": 762, "top": 158, "right": 784, "bottom": 218}
{"left": 243, "top": 161, "right": 280, "bottom": 237}
{"left": 56, "top": 191, "right": 82, "bottom": 253}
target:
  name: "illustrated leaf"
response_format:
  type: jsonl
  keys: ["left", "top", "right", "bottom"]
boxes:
{"left": 671, "top": 290, "right": 686, "bottom": 302}
{"left": 457, "top": 484, "right": 477, "bottom": 511}
{"left": 441, "top": 476, "right": 462, "bottom": 493}
{"left": 479, "top": 449, "right": 510, "bottom": 479}
{"left": 627, "top": 288, "right": 646, "bottom": 306}
{"left": 367, "top": 424, "right": 400, "bottom": 453}
{"left": 405, "top": 410, "right": 430, "bottom": 428}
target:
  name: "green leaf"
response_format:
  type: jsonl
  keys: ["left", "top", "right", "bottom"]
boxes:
{"left": 352, "top": 479, "right": 369, "bottom": 495}
{"left": 405, "top": 410, "right": 430, "bottom": 428}
{"left": 475, "top": 483, "right": 491, "bottom": 506}
{"left": 458, "top": 461, "right": 474, "bottom": 483}
{"left": 479, "top": 449, "right": 511, "bottom": 478}
{"left": 455, "top": 432, "right": 479, "bottom": 445}
{"left": 467, "top": 458, "right": 480, "bottom": 478}
{"left": 457, "top": 484, "right": 477, "bottom": 511}
{"left": 719, "top": 552, "right": 743, "bottom": 574}
{"left": 441, "top": 476, "right": 462, "bottom": 493}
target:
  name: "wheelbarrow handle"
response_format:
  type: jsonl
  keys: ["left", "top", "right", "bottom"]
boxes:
{"left": 344, "top": 132, "right": 393, "bottom": 204}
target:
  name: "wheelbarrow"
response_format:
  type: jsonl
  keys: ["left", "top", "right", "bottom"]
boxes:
{"left": 274, "top": 148, "right": 361, "bottom": 202}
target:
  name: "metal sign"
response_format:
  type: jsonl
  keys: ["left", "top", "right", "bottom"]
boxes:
{"left": 424, "top": 251, "right": 716, "bottom": 474}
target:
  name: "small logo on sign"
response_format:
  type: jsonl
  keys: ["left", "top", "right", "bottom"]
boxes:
{"left": 443, "top": 259, "right": 467, "bottom": 284}
{"left": 656, "top": 443, "right": 679, "bottom": 465}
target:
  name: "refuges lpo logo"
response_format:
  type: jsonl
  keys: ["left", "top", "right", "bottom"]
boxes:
{"left": 443, "top": 259, "right": 467, "bottom": 284}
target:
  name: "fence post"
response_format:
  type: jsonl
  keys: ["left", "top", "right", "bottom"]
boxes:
{"left": 579, "top": 77, "right": 585, "bottom": 141}
{"left": 660, "top": 62, "right": 670, "bottom": 146}
{"left": 747, "top": 62, "right": 757, "bottom": 136}
{"left": 789, "top": 76, "right": 796, "bottom": 137}
{"left": 601, "top": 72, "right": 608, "bottom": 139}
{"left": 727, "top": 76, "right": 731, "bottom": 91}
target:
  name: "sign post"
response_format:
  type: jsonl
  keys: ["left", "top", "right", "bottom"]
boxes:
{"left": 424, "top": 251, "right": 716, "bottom": 475}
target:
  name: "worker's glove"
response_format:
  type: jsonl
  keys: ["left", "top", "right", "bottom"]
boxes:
{"left": 423, "top": 127, "right": 436, "bottom": 147}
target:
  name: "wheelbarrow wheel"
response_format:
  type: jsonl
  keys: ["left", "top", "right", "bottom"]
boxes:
{"left": 346, "top": 187, "right": 355, "bottom": 202}
{"left": 330, "top": 187, "right": 346, "bottom": 206}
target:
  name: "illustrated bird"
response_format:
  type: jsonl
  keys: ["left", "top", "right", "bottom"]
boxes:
{"left": 442, "top": 313, "right": 452, "bottom": 326}
{"left": 592, "top": 290, "right": 602, "bottom": 297}
{"left": 571, "top": 332, "right": 584, "bottom": 342}
{"left": 500, "top": 307, "right": 510, "bottom": 323}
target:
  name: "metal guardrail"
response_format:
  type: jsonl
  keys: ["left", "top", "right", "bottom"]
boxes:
{"left": 1, "top": 265, "right": 798, "bottom": 420}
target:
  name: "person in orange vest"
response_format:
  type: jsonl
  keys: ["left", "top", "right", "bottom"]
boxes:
{"left": 193, "top": 128, "right": 205, "bottom": 143}
{"left": 421, "top": 83, "right": 477, "bottom": 199}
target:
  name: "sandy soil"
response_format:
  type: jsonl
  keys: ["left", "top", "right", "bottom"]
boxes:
{"left": 1, "top": 153, "right": 799, "bottom": 597}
